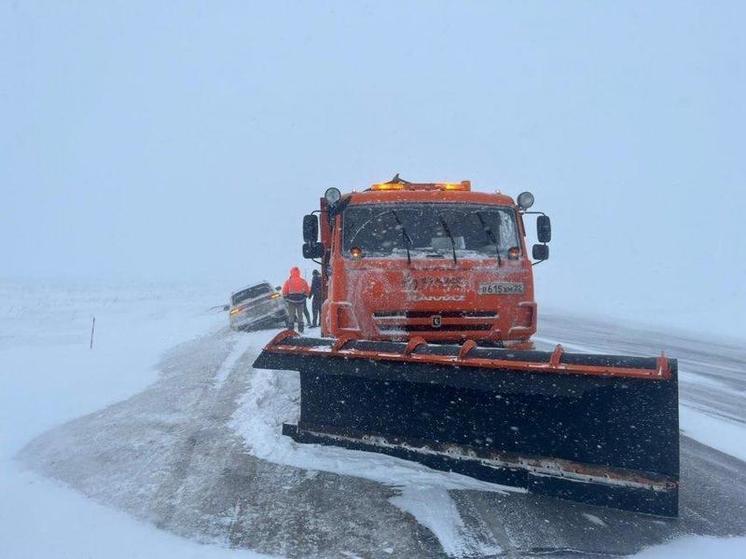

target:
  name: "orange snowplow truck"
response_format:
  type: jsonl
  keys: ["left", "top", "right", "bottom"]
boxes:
{"left": 312, "top": 179, "right": 547, "bottom": 345}
{"left": 254, "top": 177, "right": 679, "bottom": 516}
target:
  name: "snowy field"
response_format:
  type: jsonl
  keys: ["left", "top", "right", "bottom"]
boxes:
{"left": 0, "top": 280, "right": 269, "bottom": 559}
{"left": 2, "top": 280, "right": 745, "bottom": 558}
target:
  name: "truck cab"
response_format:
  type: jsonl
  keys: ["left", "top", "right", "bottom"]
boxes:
{"left": 302, "top": 178, "right": 551, "bottom": 348}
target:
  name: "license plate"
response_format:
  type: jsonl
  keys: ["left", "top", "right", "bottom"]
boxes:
{"left": 478, "top": 282, "right": 524, "bottom": 295}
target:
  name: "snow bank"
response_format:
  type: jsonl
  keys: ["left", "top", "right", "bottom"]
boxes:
{"left": 680, "top": 407, "right": 746, "bottom": 463}
{"left": 633, "top": 535, "right": 746, "bottom": 558}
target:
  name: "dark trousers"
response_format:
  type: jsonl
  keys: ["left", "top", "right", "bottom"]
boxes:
{"left": 311, "top": 297, "right": 322, "bottom": 326}
{"left": 303, "top": 300, "right": 311, "bottom": 325}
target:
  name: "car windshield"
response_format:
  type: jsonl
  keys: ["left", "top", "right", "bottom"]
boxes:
{"left": 232, "top": 283, "right": 271, "bottom": 305}
{"left": 343, "top": 203, "right": 519, "bottom": 259}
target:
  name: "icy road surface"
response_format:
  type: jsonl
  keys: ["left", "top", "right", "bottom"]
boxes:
{"left": 4, "top": 285, "right": 745, "bottom": 558}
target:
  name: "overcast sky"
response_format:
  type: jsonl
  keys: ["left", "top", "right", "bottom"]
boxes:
{"left": 2, "top": 1, "right": 744, "bottom": 338}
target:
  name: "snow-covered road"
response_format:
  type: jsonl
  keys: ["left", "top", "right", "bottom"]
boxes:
{"left": 2, "top": 283, "right": 745, "bottom": 558}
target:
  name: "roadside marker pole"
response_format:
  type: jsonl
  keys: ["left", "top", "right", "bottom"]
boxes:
{"left": 90, "top": 317, "right": 96, "bottom": 349}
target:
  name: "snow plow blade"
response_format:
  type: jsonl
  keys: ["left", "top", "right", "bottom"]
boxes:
{"left": 253, "top": 331, "right": 679, "bottom": 516}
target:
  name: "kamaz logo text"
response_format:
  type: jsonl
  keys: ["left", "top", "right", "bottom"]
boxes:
{"left": 404, "top": 277, "right": 467, "bottom": 291}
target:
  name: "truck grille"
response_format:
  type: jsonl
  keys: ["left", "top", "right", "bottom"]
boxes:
{"left": 377, "top": 324, "right": 492, "bottom": 333}
{"left": 373, "top": 310, "right": 498, "bottom": 334}
{"left": 374, "top": 310, "right": 498, "bottom": 318}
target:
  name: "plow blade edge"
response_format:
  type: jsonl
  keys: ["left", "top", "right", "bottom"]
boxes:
{"left": 252, "top": 331, "right": 679, "bottom": 516}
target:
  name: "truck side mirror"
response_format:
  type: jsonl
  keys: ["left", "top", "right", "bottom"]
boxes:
{"left": 537, "top": 215, "right": 551, "bottom": 243}
{"left": 532, "top": 244, "right": 549, "bottom": 261}
{"left": 303, "top": 242, "right": 324, "bottom": 259}
{"left": 303, "top": 214, "right": 319, "bottom": 243}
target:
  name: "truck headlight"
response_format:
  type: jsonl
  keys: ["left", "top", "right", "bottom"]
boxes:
{"left": 517, "top": 191, "right": 534, "bottom": 210}
{"left": 325, "top": 187, "right": 341, "bottom": 206}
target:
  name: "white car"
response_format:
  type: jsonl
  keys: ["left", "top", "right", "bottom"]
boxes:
{"left": 229, "top": 282, "right": 288, "bottom": 331}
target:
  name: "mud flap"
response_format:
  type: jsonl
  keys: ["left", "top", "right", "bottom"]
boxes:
{"left": 252, "top": 333, "right": 679, "bottom": 516}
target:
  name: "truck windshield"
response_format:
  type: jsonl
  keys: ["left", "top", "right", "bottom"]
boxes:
{"left": 343, "top": 203, "right": 519, "bottom": 259}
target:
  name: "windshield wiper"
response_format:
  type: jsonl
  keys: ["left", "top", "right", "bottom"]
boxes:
{"left": 389, "top": 210, "right": 413, "bottom": 265}
{"left": 437, "top": 213, "right": 458, "bottom": 264}
{"left": 474, "top": 211, "right": 502, "bottom": 266}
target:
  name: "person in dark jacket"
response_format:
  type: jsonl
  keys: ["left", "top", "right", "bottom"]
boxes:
{"left": 310, "top": 269, "right": 323, "bottom": 327}
{"left": 282, "top": 267, "right": 310, "bottom": 333}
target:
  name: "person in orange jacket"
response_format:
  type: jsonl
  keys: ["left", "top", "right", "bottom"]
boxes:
{"left": 282, "top": 267, "right": 310, "bottom": 333}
